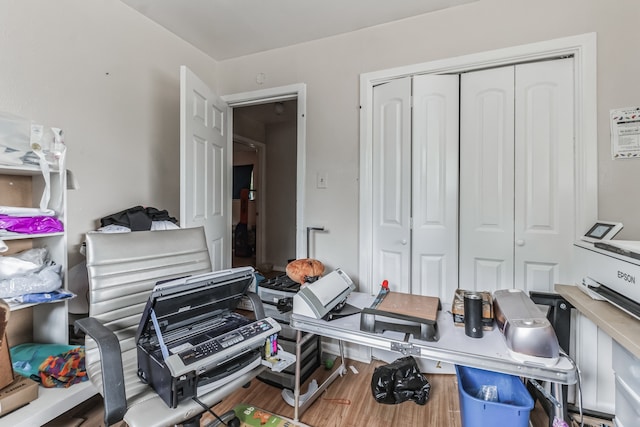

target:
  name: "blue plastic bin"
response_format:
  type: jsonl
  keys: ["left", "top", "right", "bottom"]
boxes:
{"left": 455, "top": 365, "right": 534, "bottom": 427}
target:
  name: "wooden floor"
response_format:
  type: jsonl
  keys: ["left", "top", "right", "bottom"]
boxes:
{"left": 202, "top": 359, "right": 549, "bottom": 427}
{"left": 46, "top": 358, "right": 549, "bottom": 426}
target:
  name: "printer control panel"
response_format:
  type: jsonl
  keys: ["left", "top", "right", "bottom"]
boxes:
{"left": 179, "top": 318, "right": 278, "bottom": 366}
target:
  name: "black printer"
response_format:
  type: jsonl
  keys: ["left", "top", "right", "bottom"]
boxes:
{"left": 135, "top": 266, "right": 281, "bottom": 408}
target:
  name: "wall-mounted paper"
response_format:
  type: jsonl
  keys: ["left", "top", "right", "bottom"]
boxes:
{"left": 611, "top": 107, "right": 640, "bottom": 159}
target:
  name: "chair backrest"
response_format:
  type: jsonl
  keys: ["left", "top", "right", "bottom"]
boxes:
{"left": 83, "top": 227, "right": 211, "bottom": 365}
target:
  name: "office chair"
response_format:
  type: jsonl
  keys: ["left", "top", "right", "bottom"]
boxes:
{"left": 75, "top": 227, "right": 266, "bottom": 427}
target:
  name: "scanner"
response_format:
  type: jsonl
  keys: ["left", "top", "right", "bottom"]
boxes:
{"left": 292, "top": 268, "right": 356, "bottom": 319}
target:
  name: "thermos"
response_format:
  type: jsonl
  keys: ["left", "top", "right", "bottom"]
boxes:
{"left": 464, "top": 291, "right": 483, "bottom": 338}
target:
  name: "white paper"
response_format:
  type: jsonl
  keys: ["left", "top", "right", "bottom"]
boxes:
{"left": 610, "top": 107, "right": 640, "bottom": 159}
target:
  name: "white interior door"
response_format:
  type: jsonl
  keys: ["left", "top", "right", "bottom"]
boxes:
{"left": 514, "top": 58, "right": 575, "bottom": 292}
{"left": 459, "top": 66, "right": 516, "bottom": 292}
{"left": 411, "top": 75, "right": 460, "bottom": 298}
{"left": 180, "top": 65, "right": 231, "bottom": 271}
{"left": 371, "top": 78, "right": 411, "bottom": 293}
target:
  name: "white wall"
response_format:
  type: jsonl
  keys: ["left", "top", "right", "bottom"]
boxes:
{"left": 3, "top": 0, "right": 640, "bottom": 286}
{"left": 265, "top": 122, "right": 297, "bottom": 270}
{"left": 217, "top": 0, "right": 640, "bottom": 282}
{"left": 0, "top": 0, "right": 218, "bottom": 266}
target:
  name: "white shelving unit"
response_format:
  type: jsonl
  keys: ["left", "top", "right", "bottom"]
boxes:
{"left": 0, "top": 381, "right": 96, "bottom": 427}
{"left": 0, "top": 161, "right": 97, "bottom": 424}
{"left": 1, "top": 164, "right": 69, "bottom": 344}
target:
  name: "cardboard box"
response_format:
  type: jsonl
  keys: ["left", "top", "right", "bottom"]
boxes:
{"left": 0, "top": 299, "right": 12, "bottom": 390}
{"left": 0, "top": 333, "right": 12, "bottom": 390}
{"left": 570, "top": 413, "right": 613, "bottom": 427}
{"left": 451, "top": 289, "right": 494, "bottom": 330}
{"left": 0, "top": 376, "right": 38, "bottom": 417}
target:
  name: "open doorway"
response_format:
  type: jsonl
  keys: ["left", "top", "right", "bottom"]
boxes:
{"left": 232, "top": 99, "right": 298, "bottom": 275}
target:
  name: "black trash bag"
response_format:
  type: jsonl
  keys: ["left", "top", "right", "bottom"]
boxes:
{"left": 371, "top": 356, "right": 431, "bottom": 405}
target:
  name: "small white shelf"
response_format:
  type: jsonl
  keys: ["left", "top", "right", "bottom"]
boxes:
{"left": 261, "top": 349, "right": 296, "bottom": 373}
{"left": 0, "top": 231, "right": 65, "bottom": 241}
{"left": 0, "top": 381, "right": 97, "bottom": 427}
{"left": 0, "top": 165, "right": 60, "bottom": 176}
{"left": 4, "top": 297, "right": 68, "bottom": 313}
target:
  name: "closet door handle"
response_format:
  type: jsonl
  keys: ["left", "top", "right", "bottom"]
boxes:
{"left": 401, "top": 239, "right": 408, "bottom": 245}
{"left": 516, "top": 239, "right": 525, "bottom": 246}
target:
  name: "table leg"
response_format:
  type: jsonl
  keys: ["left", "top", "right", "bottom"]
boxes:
{"left": 551, "top": 381, "right": 568, "bottom": 425}
{"left": 294, "top": 329, "right": 302, "bottom": 421}
{"left": 293, "top": 337, "right": 348, "bottom": 420}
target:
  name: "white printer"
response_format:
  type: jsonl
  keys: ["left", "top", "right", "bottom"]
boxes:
{"left": 292, "top": 268, "right": 356, "bottom": 319}
{"left": 574, "top": 240, "right": 640, "bottom": 319}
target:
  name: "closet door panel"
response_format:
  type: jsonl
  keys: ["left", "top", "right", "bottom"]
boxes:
{"left": 514, "top": 58, "right": 574, "bottom": 292}
{"left": 475, "top": 258, "right": 504, "bottom": 289}
{"left": 412, "top": 75, "right": 459, "bottom": 298}
{"left": 459, "top": 67, "right": 515, "bottom": 292}
{"left": 372, "top": 78, "right": 412, "bottom": 292}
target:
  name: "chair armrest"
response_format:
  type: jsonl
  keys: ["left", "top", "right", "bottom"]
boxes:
{"left": 75, "top": 317, "right": 127, "bottom": 425}
{"left": 245, "top": 291, "right": 265, "bottom": 320}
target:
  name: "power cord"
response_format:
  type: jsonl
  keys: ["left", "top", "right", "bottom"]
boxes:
{"left": 192, "top": 396, "right": 235, "bottom": 427}
{"left": 560, "top": 349, "right": 584, "bottom": 427}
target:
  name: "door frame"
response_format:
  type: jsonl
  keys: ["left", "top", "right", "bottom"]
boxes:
{"left": 223, "top": 83, "right": 308, "bottom": 261}
{"left": 359, "top": 33, "right": 598, "bottom": 294}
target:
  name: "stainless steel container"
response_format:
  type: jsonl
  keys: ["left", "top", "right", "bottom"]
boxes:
{"left": 464, "top": 291, "right": 483, "bottom": 338}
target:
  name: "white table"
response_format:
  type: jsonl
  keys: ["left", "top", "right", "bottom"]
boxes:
{"left": 290, "top": 292, "right": 577, "bottom": 422}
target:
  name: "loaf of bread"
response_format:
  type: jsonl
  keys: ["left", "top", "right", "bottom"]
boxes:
{"left": 286, "top": 258, "right": 324, "bottom": 284}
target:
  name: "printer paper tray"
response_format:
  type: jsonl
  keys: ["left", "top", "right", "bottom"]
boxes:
{"left": 592, "top": 284, "right": 640, "bottom": 321}
{"left": 196, "top": 350, "right": 262, "bottom": 396}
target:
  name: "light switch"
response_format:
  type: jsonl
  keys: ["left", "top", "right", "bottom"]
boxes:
{"left": 317, "top": 172, "right": 328, "bottom": 189}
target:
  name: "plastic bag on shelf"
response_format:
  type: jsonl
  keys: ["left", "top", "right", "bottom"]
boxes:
{"left": 0, "top": 247, "right": 48, "bottom": 279}
{"left": 0, "top": 214, "right": 63, "bottom": 234}
{"left": 0, "top": 248, "right": 62, "bottom": 298}
{"left": 0, "top": 263, "right": 62, "bottom": 299}
{"left": 10, "top": 289, "right": 74, "bottom": 304}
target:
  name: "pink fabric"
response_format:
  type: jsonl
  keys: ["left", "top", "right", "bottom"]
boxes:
{"left": 0, "top": 215, "right": 63, "bottom": 234}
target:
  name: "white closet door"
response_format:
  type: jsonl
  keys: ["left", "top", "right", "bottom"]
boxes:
{"left": 514, "top": 58, "right": 574, "bottom": 292}
{"left": 459, "top": 67, "right": 515, "bottom": 292}
{"left": 411, "top": 75, "right": 460, "bottom": 298}
{"left": 372, "top": 78, "right": 412, "bottom": 292}
{"left": 180, "top": 65, "right": 231, "bottom": 270}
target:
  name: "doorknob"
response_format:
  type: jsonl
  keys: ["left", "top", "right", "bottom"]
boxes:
{"left": 516, "top": 239, "right": 525, "bottom": 246}
{"left": 401, "top": 239, "right": 408, "bottom": 245}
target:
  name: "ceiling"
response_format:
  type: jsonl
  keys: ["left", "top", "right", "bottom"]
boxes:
{"left": 234, "top": 100, "right": 297, "bottom": 137}
{"left": 120, "top": 0, "right": 477, "bottom": 61}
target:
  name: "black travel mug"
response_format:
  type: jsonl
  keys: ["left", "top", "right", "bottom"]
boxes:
{"left": 464, "top": 291, "right": 483, "bottom": 338}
